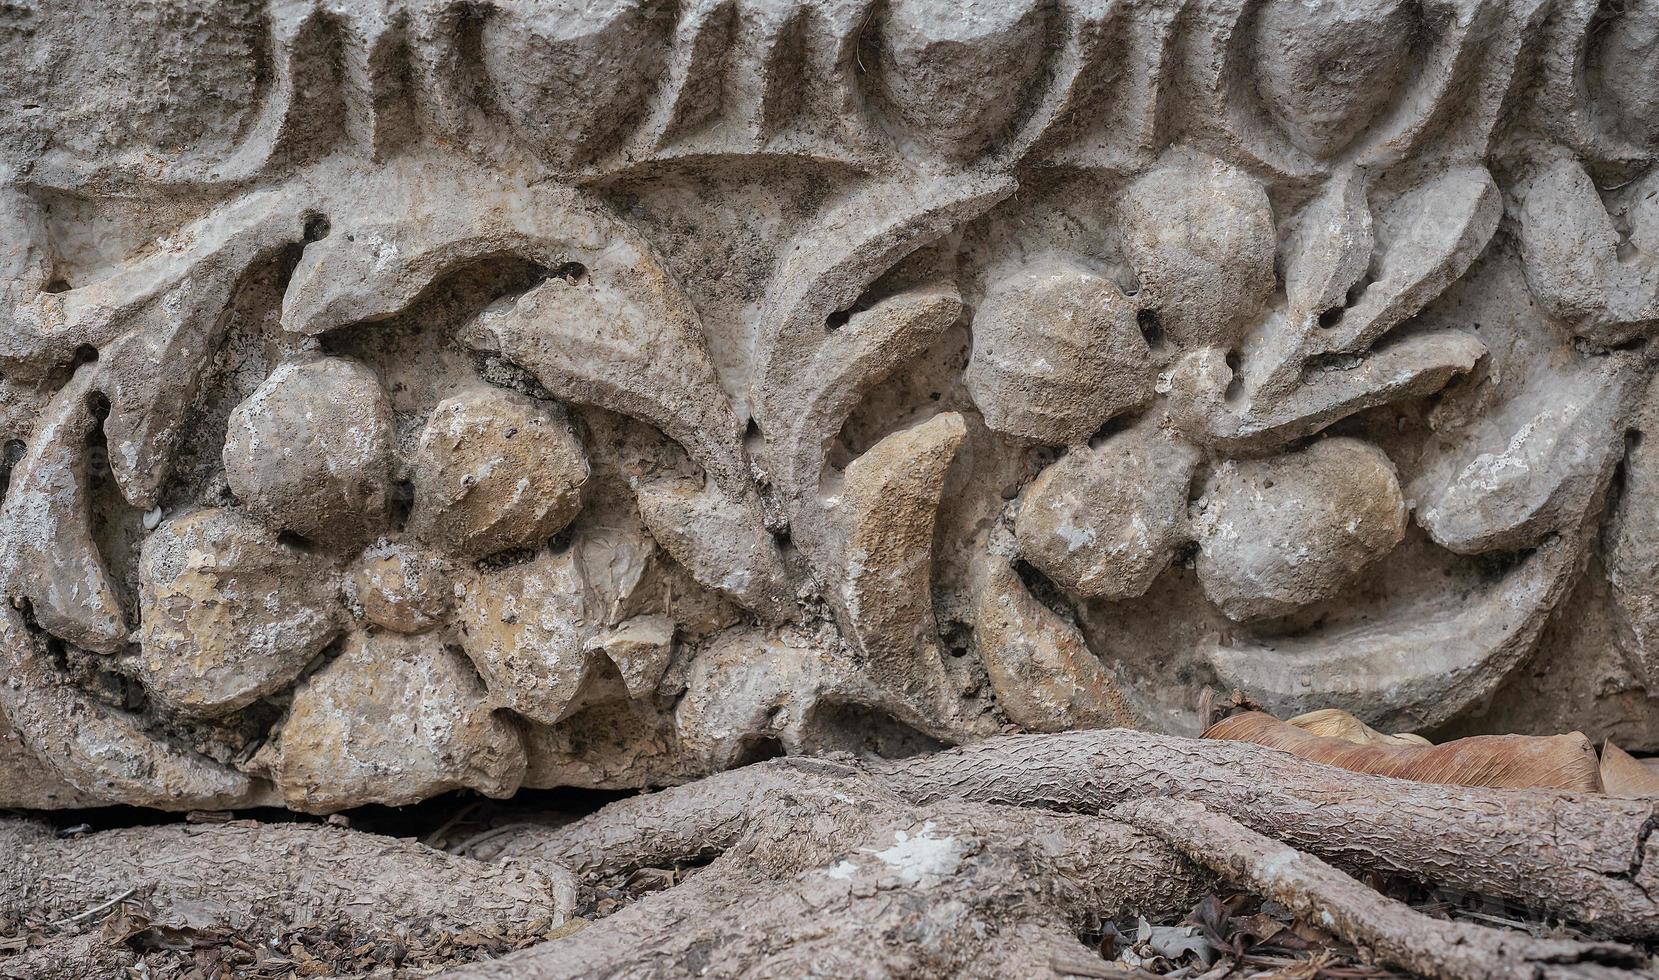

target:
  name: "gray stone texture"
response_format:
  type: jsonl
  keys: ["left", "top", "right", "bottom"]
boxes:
{"left": 0, "top": 0, "right": 1655, "bottom": 810}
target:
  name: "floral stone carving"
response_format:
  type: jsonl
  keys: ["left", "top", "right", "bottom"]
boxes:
{"left": 0, "top": 0, "right": 1655, "bottom": 811}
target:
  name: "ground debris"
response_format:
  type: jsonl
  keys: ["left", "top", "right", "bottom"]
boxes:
{"left": 1098, "top": 892, "right": 1410, "bottom": 979}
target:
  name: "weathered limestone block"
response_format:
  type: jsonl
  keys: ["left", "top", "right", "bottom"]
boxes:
{"left": 0, "top": 0, "right": 1656, "bottom": 810}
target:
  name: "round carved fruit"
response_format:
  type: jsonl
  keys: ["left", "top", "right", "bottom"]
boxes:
{"left": 348, "top": 541, "right": 454, "bottom": 635}
{"left": 965, "top": 258, "right": 1152, "bottom": 445}
{"left": 480, "top": 0, "right": 669, "bottom": 167}
{"left": 874, "top": 0, "right": 1046, "bottom": 161}
{"left": 1194, "top": 438, "right": 1407, "bottom": 622}
{"left": 406, "top": 386, "right": 588, "bottom": 561}
{"left": 1120, "top": 163, "right": 1276, "bottom": 351}
{"left": 222, "top": 357, "right": 395, "bottom": 546}
{"left": 1251, "top": 0, "right": 1417, "bottom": 159}
{"left": 1015, "top": 423, "right": 1200, "bottom": 600}
{"left": 134, "top": 509, "right": 343, "bottom": 718}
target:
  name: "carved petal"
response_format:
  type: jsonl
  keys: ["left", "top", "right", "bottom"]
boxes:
{"left": 1015, "top": 420, "right": 1199, "bottom": 601}
{"left": 456, "top": 548, "right": 598, "bottom": 727}
{"left": 0, "top": 370, "right": 127, "bottom": 653}
{"left": 134, "top": 509, "right": 344, "bottom": 718}
{"left": 1120, "top": 160, "right": 1276, "bottom": 350}
{"left": 825, "top": 412, "right": 966, "bottom": 703}
{"left": 972, "top": 560, "right": 1137, "bottom": 733}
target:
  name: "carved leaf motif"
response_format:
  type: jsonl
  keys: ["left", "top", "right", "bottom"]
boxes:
{"left": 1208, "top": 535, "right": 1583, "bottom": 732}
{"left": 1220, "top": 166, "right": 1500, "bottom": 449}
{"left": 972, "top": 559, "right": 1138, "bottom": 733}
{"left": 1412, "top": 351, "right": 1646, "bottom": 554}
{"left": 1606, "top": 376, "right": 1659, "bottom": 691}
{"left": 1315, "top": 165, "right": 1500, "bottom": 352}
{"left": 1174, "top": 332, "right": 1487, "bottom": 451}
{"left": 1, "top": 193, "right": 301, "bottom": 507}
{"left": 0, "top": 370, "right": 128, "bottom": 654}
{"left": 825, "top": 412, "right": 966, "bottom": 706}
{"left": 1283, "top": 169, "right": 1374, "bottom": 325}
{"left": 752, "top": 172, "right": 1016, "bottom": 500}
{"left": 779, "top": 283, "right": 963, "bottom": 501}
{"left": 0, "top": 603, "right": 256, "bottom": 810}
{"left": 284, "top": 164, "right": 749, "bottom": 498}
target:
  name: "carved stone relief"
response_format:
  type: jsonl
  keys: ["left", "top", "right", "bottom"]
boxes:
{"left": 0, "top": 0, "right": 1655, "bottom": 811}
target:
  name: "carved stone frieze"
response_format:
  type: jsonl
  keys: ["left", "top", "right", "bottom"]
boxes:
{"left": 0, "top": 0, "right": 1655, "bottom": 810}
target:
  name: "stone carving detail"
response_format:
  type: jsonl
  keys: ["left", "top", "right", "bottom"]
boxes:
{"left": 0, "top": 0, "right": 1655, "bottom": 810}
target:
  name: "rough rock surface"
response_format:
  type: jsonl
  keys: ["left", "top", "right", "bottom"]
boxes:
{"left": 0, "top": 0, "right": 1655, "bottom": 810}
{"left": 222, "top": 356, "right": 395, "bottom": 545}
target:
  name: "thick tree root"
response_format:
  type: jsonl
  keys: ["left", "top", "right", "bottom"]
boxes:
{"left": 473, "top": 743, "right": 1652, "bottom": 979}
{"left": 876, "top": 730, "right": 1659, "bottom": 940}
{"left": 0, "top": 818, "right": 577, "bottom": 945}
{"left": 4, "top": 730, "right": 1657, "bottom": 979}
{"left": 459, "top": 760, "right": 1210, "bottom": 978}
{"left": 1115, "top": 798, "right": 1645, "bottom": 980}
{"left": 501, "top": 732, "right": 1658, "bottom": 940}
{"left": 0, "top": 934, "right": 135, "bottom": 980}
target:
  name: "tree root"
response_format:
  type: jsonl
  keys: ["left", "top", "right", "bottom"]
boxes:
{"left": 0, "top": 934, "right": 135, "bottom": 980}
{"left": 876, "top": 730, "right": 1659, "bottom": 940}
{"left": 458, "top": 762, "right": 1211, "bottom": 978}
{"left": 0, "top": 817, "right": 577, "bottom": 946}
{"left": 3, "top": 730, "right": 1657, "bottom": 979}
{"left": 1115, "top": 798, "right": 1646, "bottom": 980}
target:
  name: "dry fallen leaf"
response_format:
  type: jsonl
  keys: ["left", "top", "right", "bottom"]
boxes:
{"left": 1204, "top": 712, "right": 1603, "bottom": 792}
{"left": 1286, "top": 708, "right": 1430, "bottom": 747}
{"left": 1600, "top": 741, "right": 1659, "bottom": 797}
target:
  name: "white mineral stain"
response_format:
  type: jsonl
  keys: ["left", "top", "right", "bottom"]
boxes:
{"left": 872, "top": 822, "right": 965, "bottom": 886}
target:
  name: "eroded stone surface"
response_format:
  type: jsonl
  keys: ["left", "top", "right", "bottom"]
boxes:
{"left": 223, "top": 358, "right": 395, "bottom": 547}
{"left": 407, "top": 386, "right": 588, "bottom": 561}
{"left": 135, "top": 508, "right": 343, "bottom": 717}
{"left": 1, "top": 0, "right": 1658, "bottom": 810}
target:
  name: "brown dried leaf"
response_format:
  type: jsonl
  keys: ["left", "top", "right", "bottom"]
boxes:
{"left": 1286, "top": 708, "right": 1430, "bottom": 747}
{"left": 1203, "top": 712, "right": 1602, "bottom": 792}
{"left": 1600, "top": 741, "right": 1659, "bottom": 797}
